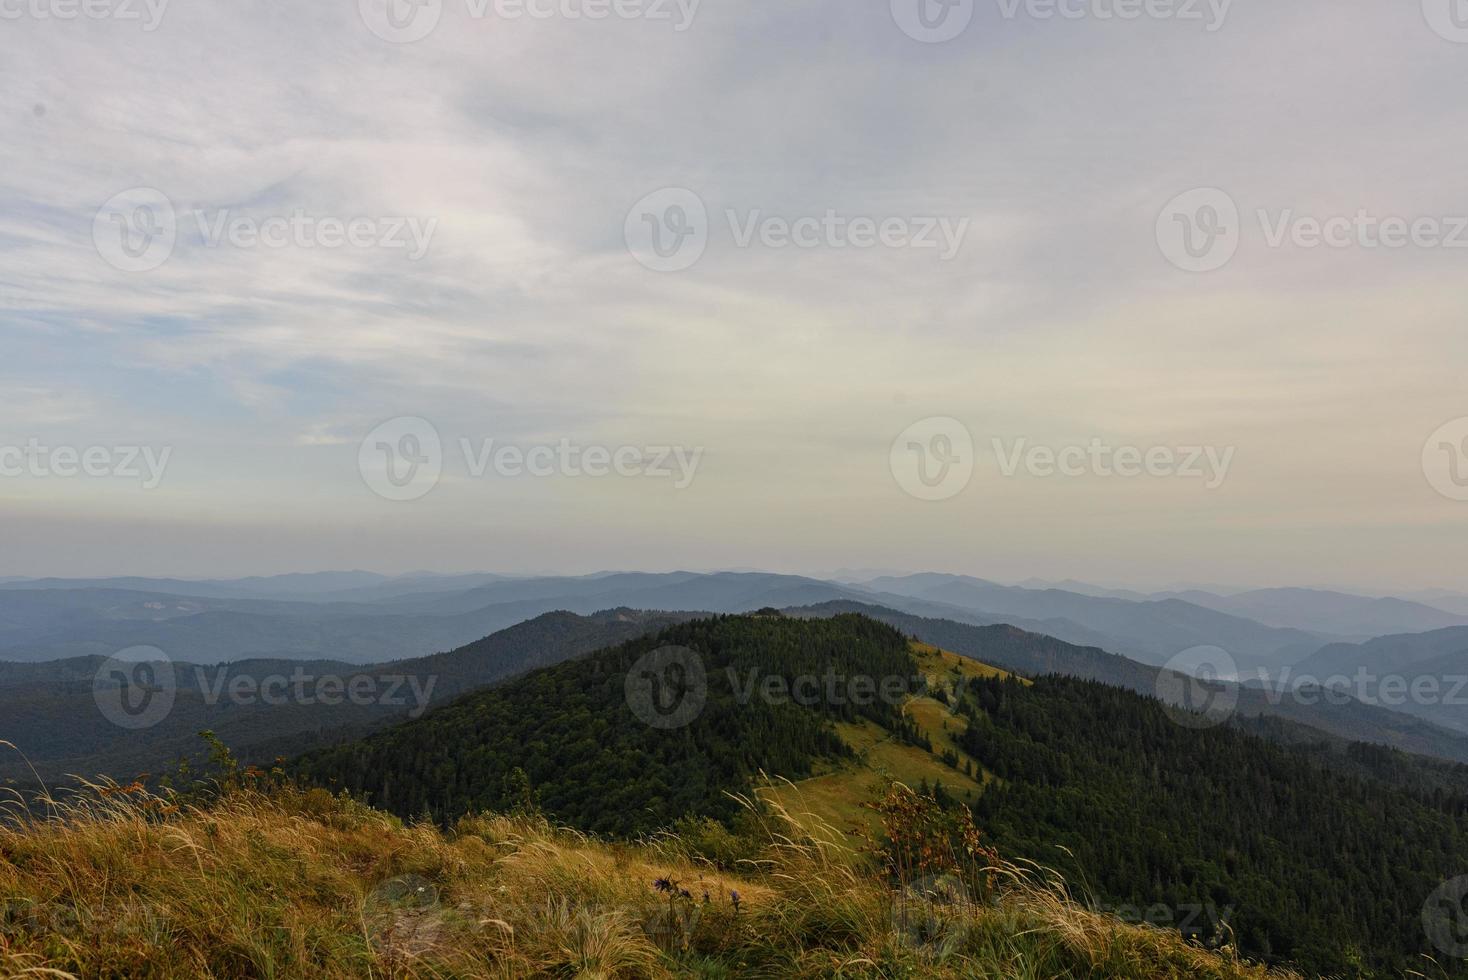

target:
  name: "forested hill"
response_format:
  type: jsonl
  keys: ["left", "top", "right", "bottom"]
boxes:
{"left": 962, "top": 674, "right": 1468, "bottom": 976}
{"left": 0, "top": 608, "right": 685, "bottom": 784}
{"left": 794, "top": 600, "right": 1468, "bottom": 765}
{"left": 299, "top": 611, "right": 1468, "bottom": 977}
{"left": 296, "top": 613, "right": 918, "bottom": 834}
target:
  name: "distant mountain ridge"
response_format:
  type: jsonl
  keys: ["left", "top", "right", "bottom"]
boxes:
{"left": 1153, "top": 587, "right": 1468, "bottom": 637}
{"left": 0, "top": 609, "right": 684, "bottom": 782}
{"left": 0, "top": 573, "right": 879, "bottom": 664}
{"left": 1298, "top": 626, "right": 1468, "bottom": 677}
{"left": 792, "top": 600, "right": 1468, "bottom": 765}
{"left": 854, "top": 574, "right": 1334, "bottom": 670}
{"left": 1278, "top": 627, "right": 1468, "bottom": 734}
{"left": 5, "top": 569, "right": 1468, "bottom": 711}
{"left": 0, "top": 571, "right": 515, "bottom": 603}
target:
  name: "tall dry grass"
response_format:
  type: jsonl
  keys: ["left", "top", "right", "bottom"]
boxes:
{"left": 0, "top": 776, "right": 1296, "bottom": 979}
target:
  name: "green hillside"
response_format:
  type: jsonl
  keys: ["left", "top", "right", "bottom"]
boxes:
{"left": 297, "top": 613, "right": 919, "bottom": 834}
{"left": 295, "top": 611, "right": 1468, "bottom": 977}
{"left": 0, "top": 609, "right": 682, "bottom": 784}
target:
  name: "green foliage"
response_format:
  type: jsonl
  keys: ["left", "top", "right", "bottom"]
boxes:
{"left": 296, "top": 614, "right": 915, "bottom": 835}
{"left": 664, "top": 812, "right": 767, "bottom": 869}
{"left": 960, "top": 673, "right": 1468, "bottom": 977}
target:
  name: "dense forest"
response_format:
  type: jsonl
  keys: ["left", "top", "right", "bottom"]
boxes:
{"left": 297, "top": 612, "right": 1468, "bottom": 977}
{"left": 296, "top": 614, "right": 915, "bottom": 833}
{"left": 959, "top": 674, "right": 1468, "bottom": 977}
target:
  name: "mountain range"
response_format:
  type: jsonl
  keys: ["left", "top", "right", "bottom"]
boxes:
{"left": 9, "top": 592, "right": 1468, "bottom": 785}
{"left": 9, "top": 571, "right": 1467, "bottom": 671}
{"left": 0, "top": 609, "right": 684, "bottom": 782}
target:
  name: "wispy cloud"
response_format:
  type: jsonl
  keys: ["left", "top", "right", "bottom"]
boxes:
{"left": 1, "top": 0, "right": 1464, "bottom": 585}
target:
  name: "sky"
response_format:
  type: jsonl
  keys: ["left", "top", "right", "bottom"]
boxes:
{"left": 1, "top": 0, "right": 1466, "bottom": 590}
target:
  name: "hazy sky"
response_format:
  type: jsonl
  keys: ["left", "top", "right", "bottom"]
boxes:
{"left": 2, "top": 0, "right": 1466, "bottom": 590}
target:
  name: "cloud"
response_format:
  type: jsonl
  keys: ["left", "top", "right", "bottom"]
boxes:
{"left": 0, "top": 0, "right": 1463, "bottom": 585}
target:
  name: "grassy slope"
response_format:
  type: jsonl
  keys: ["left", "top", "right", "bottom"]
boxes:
{"left": 763, "top": 642, "right": 1017, "bottom": 833}
{"left": 0, "top": 783, "right": 1292, "bottom": 980}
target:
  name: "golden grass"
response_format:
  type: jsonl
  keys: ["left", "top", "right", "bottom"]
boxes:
{"left": 759, "top": 649, "right": 997, "bottom": 835}
{"left": 0, "top": 781, "right": 1295, "bottom": 979}
{"left": 908, "top": 640, "right": 1030, "bottom": 686}
{"left": 761, "top": 715, "right": 986, "bottom": 835}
